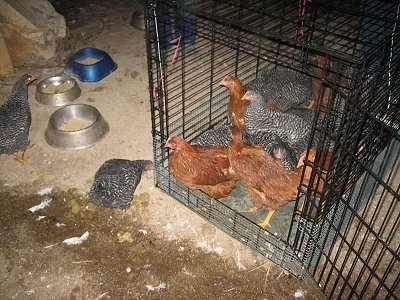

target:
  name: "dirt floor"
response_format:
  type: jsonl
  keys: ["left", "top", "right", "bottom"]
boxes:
{"left": 0, "top": 1, "right": 325, "bottom": 299}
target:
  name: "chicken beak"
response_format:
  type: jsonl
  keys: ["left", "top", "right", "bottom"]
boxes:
{"left": 164, "top": 137, "right": 171, "bottom": 148}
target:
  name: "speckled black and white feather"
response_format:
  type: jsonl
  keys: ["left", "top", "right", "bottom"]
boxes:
{"left": 194, "top": 125, "right": 268, "bottom": 147}
{"left": 244, "top": 90, "right": 312, "bottom": 159}
{"left": 0, "top": 74, "right": 33, "bottom": 155}
{"left": 193, "top": 125, "right": 233, "bottom": 147}
{"left": 246, "top": 68, "right": 312, "bottom": 111}
{"left": 89, "top": 159, "right": 153, "bottom": 209}
{"left": 246, "top": 131, "right": 299, "bottom": 170}
{"left": 193, "top": 125, "right": 298, "bottom": 170}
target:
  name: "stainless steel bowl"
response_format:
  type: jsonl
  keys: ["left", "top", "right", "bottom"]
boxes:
{"left": 35, "top": 75, "right": 82, "bottom": 106}
{"left": 130, "top": 7, "right": 145, "bottom": 30}
{"left": 45, "top": 104, "right": 109, "bottom": 150}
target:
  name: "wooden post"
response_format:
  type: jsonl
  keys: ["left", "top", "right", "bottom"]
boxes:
{"left": 0, "top": 31, "right": 14, "bottom": 75}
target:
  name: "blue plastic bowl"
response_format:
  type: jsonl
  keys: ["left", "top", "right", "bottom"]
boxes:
{"left": 64, "top": 47, "right": 118, "bottom": 82}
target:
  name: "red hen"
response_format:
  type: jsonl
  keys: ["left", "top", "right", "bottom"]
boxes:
{"left": 165, "top": 136, "right": 238, "bottom": 199}
{"left": 227, "top": 126, "right": 301, "bottom": 228}
{"left": 298, "top": 148, "right": 334, "bottom": 195}
{"left": 219, "top": 75, "right": 247, "bottom": 131}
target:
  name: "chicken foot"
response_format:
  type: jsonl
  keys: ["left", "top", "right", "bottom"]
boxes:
{"left": 241, "top": 206, "right": 275, "bottom": 228}
{"left": 258, "top": 209, "right": 276, "bottom": 228}
{"left": 13, "top": 141, "right": 35, "bottom": 165}
{"left": 303, "top": 100, "right": 315, "bottom": 110}
{"left": 241, "top": 206, "right": 258, "bottom": 213}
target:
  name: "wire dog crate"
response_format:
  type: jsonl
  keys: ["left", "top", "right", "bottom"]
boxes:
{"left": 145, "top": 0, "right": 399, "bottom": 298}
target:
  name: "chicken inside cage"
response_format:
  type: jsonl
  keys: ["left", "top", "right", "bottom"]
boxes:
{"left": 163, "top": 51, "right": 343, "bottom": 228}
{"left": 148, "top": 1, "right": 400, "bottom": 298}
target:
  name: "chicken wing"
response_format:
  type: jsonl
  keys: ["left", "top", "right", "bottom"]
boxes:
{"left": 165, "top": 136, "right": 238, "bottom": 199}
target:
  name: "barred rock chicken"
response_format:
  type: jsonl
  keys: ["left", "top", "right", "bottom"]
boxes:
{"left": 246, "top": 67, "right": 312, "bottom": 111}
{"left": 193, "top": 125, "right": 234, "bottom": 147}
{"left": 243, "top": 90, "right": 313, "bottom": 160}
{"left": 89, "top": 159, "right": 153, "bottom": 209}
{"left": 193, "top": 125, "right": 298, "bottom": 170}
{"left": 0, "top": 74, "right": 37, "bottom": 164}
{"left": 165, "top": 136, "right": 238, "bottom": 199}
{"left": 228, "top": 126, "right": 301, "bottom": 228}
{"left": 250, "top": 131, "right": 299, "bottom": 171}
{"left": 219, "top": 75, "right": 283, "bottom": 131}
{"left": 193, "top": 124, "right": 268, "bottom": 149}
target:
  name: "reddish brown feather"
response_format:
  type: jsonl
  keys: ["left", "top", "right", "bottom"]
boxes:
{"left": 165, "top": 136, "right": 238, "bottom": 199}
{"left": 219, "top": 75, "right": 247, "bottom": 131}
{"left": 298, "top": 148, "right": 334, "bottom": 195}
{"left": 311, "top": 54, "right": 347, "bottom": 113}
{"left": 228, "top": 126, "right": 300, "bottom": 211}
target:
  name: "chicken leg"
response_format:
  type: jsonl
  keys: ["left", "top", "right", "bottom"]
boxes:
{"left": 241, "top": 205, "right": 258, "bottom": 213}
{"left": 258, "top": 209, "right": 276, "bottom": 228}
{"left": 13, "top": 141, "right": 35, "bottom": 165}
{"left": 241, "top": 206, "right": 275, "bottom": 228}
{"left": 304, "top": 100, "right": 315, "bottom": 110}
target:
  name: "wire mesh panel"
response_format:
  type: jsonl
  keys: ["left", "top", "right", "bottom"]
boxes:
{"left": 145, "top": 0, "right": 399, "bottom": 298}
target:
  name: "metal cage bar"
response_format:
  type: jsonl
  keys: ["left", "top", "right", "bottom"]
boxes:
{"left": 145, "top": 0, "right": 400, "bottom": 298}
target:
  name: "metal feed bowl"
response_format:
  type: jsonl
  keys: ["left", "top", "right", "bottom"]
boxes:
{"left": 35, "top": 75, "right": 82, "bottom": 106}
{"left": 45, "top": 104, "right": 109, "bottom": 150}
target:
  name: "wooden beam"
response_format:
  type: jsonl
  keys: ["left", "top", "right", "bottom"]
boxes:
{"left": 0, "top": 30, "right": 14, "bottom": 75}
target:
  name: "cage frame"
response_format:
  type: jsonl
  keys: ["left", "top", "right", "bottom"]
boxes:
{"left": 144, "top": 1, "right": 400, "bottom": 298}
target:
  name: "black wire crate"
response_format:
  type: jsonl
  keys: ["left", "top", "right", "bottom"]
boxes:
{"left": 145, "top": 0, "right": 399, "bottom": 298}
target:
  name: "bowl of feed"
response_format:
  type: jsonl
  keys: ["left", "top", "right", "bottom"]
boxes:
{"left": 45, "top": 104, "right": 109, "bottom": 150}
{"left": 64, "top": 47, "right": 118, "bottom": 82}
{"left": 35, "top": 75, "right": 82, "bottom": 106}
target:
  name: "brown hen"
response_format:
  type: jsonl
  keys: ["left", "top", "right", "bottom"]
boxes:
{"left": 298, "top": 148, "right": 334, "bottom": 195}
{"left": 295, "top": 148, "right": 334, "bottom": 218}
{"left": 219, "top": 75, "right": 247, "bottom": 131}
{"left": 308, "top": 54, "right": 347, "bottom": 112}
{"left": 227, "top": 126, "right": 301, "bottom": 228}
{"left": 165, "top": 136, "right": 238, "bottom": 199}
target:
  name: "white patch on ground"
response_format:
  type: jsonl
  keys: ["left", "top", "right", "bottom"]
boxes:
{"left": 62, "top": 231, "right": 89, "bottom": 245}
{"left": 28, "top": 198, "right": 52, "bottom": 212}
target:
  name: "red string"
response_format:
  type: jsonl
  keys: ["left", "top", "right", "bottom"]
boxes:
{"left": 153, "top": 36, "right": 182, "bottom": 108}
{"left": 297, "top": 0, "right": 312, "bottom": 38}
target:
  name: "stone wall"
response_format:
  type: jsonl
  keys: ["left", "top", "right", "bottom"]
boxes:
{"left": 0, "top": 0, "right": 67, "bottom": 70}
